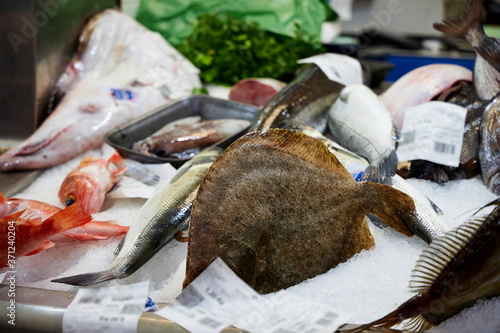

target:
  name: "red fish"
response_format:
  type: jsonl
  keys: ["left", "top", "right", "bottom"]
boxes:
{"left": 0, "top": 202, "right": 92, "bottom": 267}
{"left": 0, "top": 191, "right": 128, "bottom": 242}
{"left": 58, "top": 153, "right": 127, "bottom": 214}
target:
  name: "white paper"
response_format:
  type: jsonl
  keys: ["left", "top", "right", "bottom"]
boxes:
{"left": 62, "top": 281, "right": 149, "bottom": 333}
{"left": 298, "top": 53, "right": 362, "bottom": 86}
{"left": 397, "top": 101, "right": 467, "bottom": 167}
{"left": 156, "top": 258, "right": 352, "bottom": 333}
{"left": 108, "top": 163, "right": 177, "bottom": 199}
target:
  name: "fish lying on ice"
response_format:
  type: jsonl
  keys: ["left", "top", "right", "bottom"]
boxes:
{"left": 0, "top": 9, "right": 201, "bottom": 172}
{"left": 345, "top": 197, "right": 500, "bottom": 332}
{"left": 249, "top": 64, "right": 344, "bottom": 133}
{"left": 433, "top": 0, "right": 500, "bottom": 101}
{"left": 280, "top": 122, "right": 450, "bottom": 244}
{"left": 229, "top": 78, "right": 286, "bottom": 107}
{"left": 52, "top": 147, "right": 223, "bottom": 286}
{"left": 479, "top": 95, "right": 500, "bottom": 194}
{"left": 328, "top": 84, "right": 401, "bottom": 183}
{"left": 58, "top": 152, "right": 127, "bottom": 214}
{"left": 0, "top": 191, "right": 128, "bottom": 242}
{"left": 133, "top": 118, "right": 251, "bottom": 159}
{"left": 0, "top": 201, "right": 92, "bottom": 267}
{"left": 379, "top": 64, "right": 472, "bottom": 130}
{"left": 183, "top": 129, "right": 417, "bottom": 294}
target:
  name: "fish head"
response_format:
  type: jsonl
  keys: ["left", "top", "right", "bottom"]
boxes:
{"left": 58, "top": 172, "right": 106, "bottom": 215}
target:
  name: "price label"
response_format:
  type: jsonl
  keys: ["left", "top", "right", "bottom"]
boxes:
{"left": 298, "top": 53, "right": 363, "bottom": 85}
{"left": 397, "top": 101, "right": 467, "bottom": 167}
{"left": 156, "top": 258, "right": 352, "bottom": 333}
{"left": 62, "top": 281, "right": 149, "bottom": 333}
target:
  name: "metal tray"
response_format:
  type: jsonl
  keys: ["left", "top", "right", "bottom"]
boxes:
{"left": 105, "top": 95, "right": 259, "bottom": 168}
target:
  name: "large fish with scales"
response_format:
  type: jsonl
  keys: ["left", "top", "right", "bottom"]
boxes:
{"left": 345, "top": 197, "right": 500, "bottom": 332}
{"left": 183, "top": 129, "right": 418, "bottom": 294}
{"left": 0, "top": 9, "right": 200, "bottom": 172}
{"left": 280, "top": 121, "right": 449, "bottom": 244}
{"left": 52, "top": 147, "right": 223, "bottom": 286}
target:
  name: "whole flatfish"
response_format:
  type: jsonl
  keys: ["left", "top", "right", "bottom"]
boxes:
{"left": 183, "top": 129, "right": 417, "bottom": 294}
{"left": 346, "top": 197, "right": 500, "bottom": 332}
{"left": 52, "top": 147, "right": 223, "bottom": 286}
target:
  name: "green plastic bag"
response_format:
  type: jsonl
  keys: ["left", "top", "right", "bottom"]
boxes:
{"left": 135, "top": 0, "right": 334, "bottom": 46}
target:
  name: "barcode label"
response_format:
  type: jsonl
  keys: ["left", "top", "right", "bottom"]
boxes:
{"left": 78, "top": 296, "right": 103, "bottom": 305}
{"left": 176, "top": 286, "right": 204, "bottom": 309}
{"left": 199, "top": 317, "right": 223, "bottom": 329}
{"left": 434, "top": 142, "right": 455, "bottom": 154}
{"left": 121, "top": 304, "right": 141, "bottom": 315}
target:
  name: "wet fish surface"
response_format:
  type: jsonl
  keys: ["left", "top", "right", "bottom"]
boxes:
{"left": 281, "top": 122, "right": 450, "bottom": 244}
{"left": 183, "top": 129, "right": 417, "bottom": 294}
{"left": 133, "top": 118, "right": 250, "bottom": 159}
{"left": 433, "top": 0, "right": 500, "bottom": 101}
{"left": 328, "top": 84, "right": 400, "bottom": 183}
{"left": 249, "top": 64, "right": 344, "bottom": 133}
{"left": 52, "top": 147, "right": 223, "bottom": 286}
{"left": 346, "top": 197, "right": 500, "bottom": 332}
{"left": 479, "top": 95, "right": 500, "bottom": 194}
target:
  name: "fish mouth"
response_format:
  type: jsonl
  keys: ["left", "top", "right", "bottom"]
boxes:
{"left": 12, "top": 125, "right": 74, "bottom": 157}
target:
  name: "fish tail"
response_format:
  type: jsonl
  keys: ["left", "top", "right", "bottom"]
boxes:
{"left": 361, "top": 181, "right": 416, "bottom": 237}
{"left": 344, "top": 294, "right": 434, "bottom": 333}
{"left": 0, "top": 191, "right": 6, "bottom": 203}
{"left": 46, "top": 201, "right": 93, "bottom": 233}
{"left": 433, "top": 0, "right": 483, "bottom": 43}
{"left": 51, "top": 271, "right": 120, "bottom": 286}
{"left": 360, "top": 150, "right": 398, "bottom": 183}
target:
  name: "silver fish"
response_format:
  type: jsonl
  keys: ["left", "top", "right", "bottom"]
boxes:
{"left": 51, "top": 146, "right": 223, "bottom": 286}
{"left": 479, "top": 95, "right": 500, "bottom": 195}
{"left": 249, "top": 64, "right": 344, "bottom": 133}
{"left": 328, "top": 84, "right": 401, "bottom": 183}
{"left": 433, "top": 0, "right": 500, "bottom": 101}
{"left": 281, "top": 122, "right": 450, "bottom": 244}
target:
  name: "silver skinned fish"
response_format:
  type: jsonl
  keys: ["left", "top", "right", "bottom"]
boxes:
{"left": 479, "top": 95, "right": 500, "bottom": 194}
{"left": 280, "top": 121, "right": 450, "bottom": 244}
{"left": 51, "top": 147, "right": 222, "bottom": 286}
{"left": 433, "top": 0, "right": 500, "bottom": 101}
{"left": 328, "top": 84, "right": 401, "bottom": 183}
{"left": 249, "top": 64, "right": 344, "bottom": 133}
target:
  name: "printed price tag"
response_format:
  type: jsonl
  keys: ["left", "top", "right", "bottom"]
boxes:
{"left": 62, "top": 281, "right": 149, "bottom": 333}
{"left": 397, "top": 101, "right": 467, "bottom": 167}
{"left": 156, "top": 258, "right": 352, "bottom": 333}
{"left": 298, "top": 53, "right": 362, "bottom": 85}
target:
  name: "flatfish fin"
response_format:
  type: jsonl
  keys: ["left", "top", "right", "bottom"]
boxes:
{"left": 360, "top": 150, "right": 399, "bottom": 183}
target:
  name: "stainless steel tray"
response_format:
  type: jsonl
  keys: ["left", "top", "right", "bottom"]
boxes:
{"left": 105, "top": 95, "right": 259, "bottom": 168}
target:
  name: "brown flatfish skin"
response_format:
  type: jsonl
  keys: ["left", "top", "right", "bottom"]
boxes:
{"left": 184, "top": 129, "right": 416, "bottom": 294}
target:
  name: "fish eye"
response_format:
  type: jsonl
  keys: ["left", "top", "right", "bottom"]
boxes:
{"left": 66, "top": 195, "right": 76, "bottom": 207}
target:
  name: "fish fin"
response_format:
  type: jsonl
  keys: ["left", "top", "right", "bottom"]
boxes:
{"left": 344, "top": 294, "right": 434, "bottom": 333}
{"left": 108, "top": 152, "right": 125, "bottom": 168}
{"left": 361, "top": 181, "right": 416, "bottom": 237}
{"left": 0, "top": 190, "right": 6, "bottom": 203}
{"left": 24, "top": 240, "right": 55, "bottom": 256}
{"left": 45, "top": 202, "right": 93, "bottom": 233}
{"left": 433, "top": 0, "right": 483, "bottom": 42}
{"left": 79, "top": 155, "right": 94, "bottom": 166}
{"left": 366, "top": 214, "right": 388, "bottom": 229}
{"left": 62, "top": 233, "right": 110, "bottom": 241}
{"left": 51, "top": 271, "right": 120, "bottom": 286}
{"left": 409, "top": 217, "right": 484, "bottom": 293}
{"left": 113, "top": 234, "right": 127, "bottom": 256}
{"left": 360, "top": 150, "right": 398, "bottom": 183}
{"left": 425, "top": 196, "right": 444, "bottom": 215}
{"left": 174, "top": 230, "right": 189, "bottom": 242}
{"left": 392, "top": 122, "right": 402, "bottom": 142}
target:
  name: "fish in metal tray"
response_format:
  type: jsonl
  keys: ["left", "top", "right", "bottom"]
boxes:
{"left": 183, "top": 129, "right": 417, "bottom": 294}
{"left": 51, "top": 146, "right": 223, "bottom": 286}
{"left": 280, "top": 121, "right": 450, "bottom": 244}
{"left": 346, "top": 197, "right": 500, "bottom": 332}
{"left": 133, "top": 118, "right": 251, "bottom": 159}
{"left": 328, "top": 84, "right": 401, "bottom": 183}
{"left": 249, "top": 64, "right": 344, "bottom": 133}
{"left": 433, "top": 0, "right": 500, "bottom": 101}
